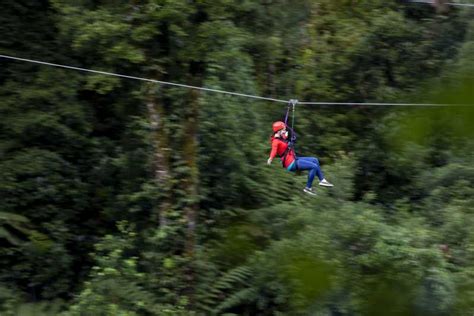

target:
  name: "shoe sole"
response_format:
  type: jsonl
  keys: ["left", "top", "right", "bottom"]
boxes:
{"left": 303, "top": 190, "right": 317, "bottom": 196}
{"left": 319, "top": 183, "right": 333, "bottom": 187}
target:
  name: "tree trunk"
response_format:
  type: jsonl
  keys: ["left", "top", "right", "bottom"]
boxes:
{"left": 146, "top": 85, "right": 172, "bottom": 228}
{"left": 183, "top": 88, "right": 200, "bottom": 257}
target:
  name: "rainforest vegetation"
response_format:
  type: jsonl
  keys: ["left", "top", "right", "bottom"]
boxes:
{"left": 0, "top": 0, "right": 473, "bottom": 315}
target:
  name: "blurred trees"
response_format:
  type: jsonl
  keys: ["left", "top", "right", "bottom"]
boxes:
{"left": 0, "top": 0, "right": 473, "bottom": 315}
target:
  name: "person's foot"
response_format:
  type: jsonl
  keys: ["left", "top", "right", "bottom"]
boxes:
{"left": 319, "top": 179, "right": 334, "bottom": 187}
{"left": 303, "top": 187, "right": 317, "bottom": 196}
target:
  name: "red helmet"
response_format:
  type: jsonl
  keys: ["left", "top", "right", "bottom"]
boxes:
{"left": 272, "top": 121, "right": 286, "bottom": 132}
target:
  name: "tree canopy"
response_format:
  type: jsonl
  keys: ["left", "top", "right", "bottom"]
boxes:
{"left": 0, "top": 1, "right": 473, "bottom": 315}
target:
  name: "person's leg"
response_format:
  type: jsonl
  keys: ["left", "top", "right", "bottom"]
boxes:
{"left": 309, "top": 157, "right": 324, "bottom": 181}
{"left": 298, "top": 157, "right": 324, "bottom": 181}
{"left": 298, "top": 157, "right": 333, "bottom": 188}
{"left": 305, "top": 167, "right": 317, "bottom": 189}
{"left": 296, "top": 157, "right": 321, "bottom": 188}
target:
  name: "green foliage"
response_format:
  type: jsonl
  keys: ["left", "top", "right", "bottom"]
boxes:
{"left": 64, "top": 222, "right": 182, "bottom": 316}
{"left": 0, "top": 1, "right": 473, "bottom": 315}
{"left": 0, "top": 211, "right": 32, "bottom": 246}
{"left": 0, "top": 284, "right": 22, "bottom": 316}
{"left": 197, "top": 265, "right": 254, "bottom": 314}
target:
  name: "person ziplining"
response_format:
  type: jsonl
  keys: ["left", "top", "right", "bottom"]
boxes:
{"left": 267, "top": 100, "right": 333, "bottom": 196}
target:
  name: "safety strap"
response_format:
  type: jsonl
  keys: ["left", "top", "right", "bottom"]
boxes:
{"left": 281, "top": 99, "right": 298, "bottom": 170}
{"left": 284, "top": 99, "right": 298, "bottom": 126}
{"left": 290, "top": 99, "right": 296, "bottom": 133}
{"left": 284, "top": 105, "right": 290, "bottom": 126}
{"left": 286, "top": 99, "right": 298, "bottom": 141}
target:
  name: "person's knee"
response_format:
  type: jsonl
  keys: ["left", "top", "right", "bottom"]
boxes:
{"left": 312, "top": 157, "right": 319, "bottom": 165}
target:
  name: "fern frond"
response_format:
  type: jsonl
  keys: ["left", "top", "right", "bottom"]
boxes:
{"left": 0, "top": 212, "right": 29, "bottom": 223}
{"left": 0, "top": 227, "right": 24, "bottom": 246}
{"left": 213, "top": 287, "right": 258, "bottom": 314}
{"left": 197, "top": 265, "right": 254, "bottom": 314}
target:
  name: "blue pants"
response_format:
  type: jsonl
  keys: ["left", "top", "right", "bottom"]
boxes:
{"left": 294, "top": 157, "right": 324, "bottom": 188}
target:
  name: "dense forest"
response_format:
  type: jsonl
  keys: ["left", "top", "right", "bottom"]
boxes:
{"left": 0, "top": 0, "right": 473, "bottom": 315}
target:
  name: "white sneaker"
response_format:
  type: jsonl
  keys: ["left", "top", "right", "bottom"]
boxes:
{"left": 319, "top": 179, "right": 334, "bottom": 187}
{"left": 303, "top": 187, "right": 317, "bottom": 196}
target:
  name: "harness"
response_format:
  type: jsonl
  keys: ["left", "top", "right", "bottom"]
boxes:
{"left": 281, "top": 99, "right": 298, "bottom": 170}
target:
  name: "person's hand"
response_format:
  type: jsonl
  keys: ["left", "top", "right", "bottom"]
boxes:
{"left": 267, "top": 158, "right": 273, "bottom": 165}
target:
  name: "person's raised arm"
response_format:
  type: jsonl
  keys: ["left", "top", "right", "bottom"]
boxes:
{"left": 267, "top": 139, "right": 278, "bottom": 165}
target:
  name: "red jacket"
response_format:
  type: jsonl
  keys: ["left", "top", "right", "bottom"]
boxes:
{"left": 269, "top": 137, "right": 296, "bottom": 168}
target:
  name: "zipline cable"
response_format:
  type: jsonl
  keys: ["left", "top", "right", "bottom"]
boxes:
{"left": 0, "top": 54, "right": 288, "bottom": 104}
{"left": 408, "top": 0, "right": 474, "bottom": 8}
{"left": 448, "top": 2, "right": 474, "bottom": 7}
{"left": 0, "top": 54, "right": 469, "bottom": 107}
{"left": 298, "top": 101, "right": 456, "bottom": 107}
